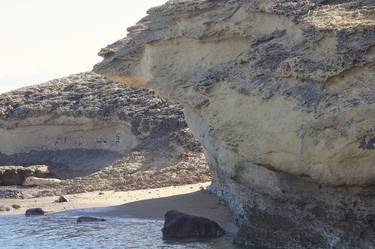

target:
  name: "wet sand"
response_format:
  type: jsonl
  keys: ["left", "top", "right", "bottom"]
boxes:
{"left": 0, "top": 182, "right": 236, "bottom": 232}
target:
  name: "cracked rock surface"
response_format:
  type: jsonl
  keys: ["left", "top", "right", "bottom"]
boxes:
{"left": 95, "top": 0, "right": 375, "bottom": 248}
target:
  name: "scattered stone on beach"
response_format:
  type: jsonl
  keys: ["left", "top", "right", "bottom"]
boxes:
{"left": 23, "top": 177, "right": 61, "bottom": 187}
{"left": 0, "top": 189, "right": 24, "bottom": 199}
{"left": 0, "top": 165, "right": 54, "bottom": 186}
{"left": 56, "top": 196, "right": 68, "bottom": 203}
{"left": 32, "top": 190, "right": 56, "bottom": 198}
{"left": 12, "top": 204, "right": 21, "bottom": 210}
{"left": 0, "top": 206, "right": 11, "bottom": 212}
{"left": 162, "top": 210, "right": 225, "bottom": 241}
{"left": 77, "top": 216, "right": 106, "bottom": 223}
{"left": 25, "top": 208, "right": 45, "bottom": 216}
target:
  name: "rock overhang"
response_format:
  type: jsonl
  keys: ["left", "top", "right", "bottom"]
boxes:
{"left": 94, "top": 0, "right": 375, "bottom": 247}
{"left": 94, "top": 0, "right": 375, "bottom": 186}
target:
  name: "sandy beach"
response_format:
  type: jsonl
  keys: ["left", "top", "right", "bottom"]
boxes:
{"left": 0, "top": 182, "right": 236, "bottom": 232}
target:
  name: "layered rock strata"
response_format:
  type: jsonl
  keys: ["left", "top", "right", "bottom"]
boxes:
{"left": 95, "top": 1, "right": 375, "bottom": 248}
{"left": 0, "top": 72, "right": 187, "bottom": 178}
{"left": 0, "top": 165, "right": 54, "bottom": 186}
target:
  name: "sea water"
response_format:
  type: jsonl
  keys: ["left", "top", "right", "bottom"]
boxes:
{"left": 0, "top": 211, "right": 239, "bottom": 249}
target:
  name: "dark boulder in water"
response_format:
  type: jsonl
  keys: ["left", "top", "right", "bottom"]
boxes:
{"left": 25, "top": 208, "right": 45, "bottom": 216}
{"left": 162, "top": 210, "right": 225, "bottom": 241}
{"left": 77, "top": 216, "right": 106, "bottom": 223}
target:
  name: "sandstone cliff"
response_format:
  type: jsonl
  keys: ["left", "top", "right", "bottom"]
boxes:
{"left": 0, "top": 72, "right": 202, "bottom": 179}
{"left": 95, "top": 1, "right": 375, "bottom": 248}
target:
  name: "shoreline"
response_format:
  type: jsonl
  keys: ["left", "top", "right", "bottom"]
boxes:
{"left": 0, "top": 182, "right": 237, "bottom": 233}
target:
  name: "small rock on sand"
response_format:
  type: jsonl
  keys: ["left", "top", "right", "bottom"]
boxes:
{"left": 12, "top": 204, "right": 21, "bottom": 209}
{"left": 56, "top": 196, "right": 68, "bottom": 203}
{"left": 0, "top": 206, "right": 10, "bottom": 212}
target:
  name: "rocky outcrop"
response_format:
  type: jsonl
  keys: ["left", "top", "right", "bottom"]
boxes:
{"left": 0, "top": 72, "right": 187, "bottom": 178}
{"left": 0, "top": 165, "right": 55, "bottom": 186}
{"left": 95, "top": 0, "right": 375, "bottom": 248}
{"left": 0, "top": 72, "right": 209, "bottom": 197}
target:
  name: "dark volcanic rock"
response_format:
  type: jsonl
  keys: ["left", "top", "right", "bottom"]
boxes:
{"left": 162, "top": 210, "right": 225, "bottom": 241}
{"left": 77, "top": 216, "right": 106, "bottom": 223}
{"left": 25, "top": 208, "right": 45, "bottom": 217}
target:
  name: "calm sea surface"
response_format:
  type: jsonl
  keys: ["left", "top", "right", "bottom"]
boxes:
{"left": 0, "top": 210, "right": 239, "bottom": 249}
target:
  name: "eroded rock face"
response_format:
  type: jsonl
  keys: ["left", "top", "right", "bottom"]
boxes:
{"left": 0, "top": 72, "right": 186, "bottom": 178}
{"left": 95, "top": 0, "right": 375, "bottom": 248}
{"left": 0, "top": 165, "right": 55, "bottom": 186}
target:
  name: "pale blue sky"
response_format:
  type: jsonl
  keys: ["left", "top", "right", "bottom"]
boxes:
{"left": 0, "top": 0, "right": 166, "bottom": 93}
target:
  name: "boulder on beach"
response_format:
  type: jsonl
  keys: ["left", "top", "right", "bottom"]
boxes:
{"left": 23, "top": 177, "right": 61, "bottom": 187}
{"left": 56, "top": 196, "right": 68, "bottom": 203}
{"left": 162, "top": 210, "right": 225, "bottom": 241}
{"left": 25, "top": 208, "right": 45, "bottom": 217}
{"left": 77, "top": 216, "right": 106, "bottom": 223}
{"left": 0, "top": 165, "right": 54, "bottom": 186}
{"left": 0, "top": 206, "right": 10, "bottom": 212}
{"left": 12, "top": 204, "right": 21, "bottom": 210}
